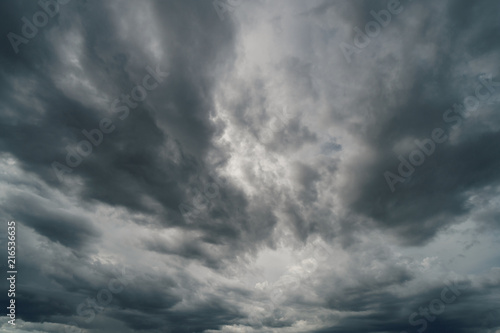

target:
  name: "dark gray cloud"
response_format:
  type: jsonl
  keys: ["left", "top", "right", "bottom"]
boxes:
{"left": 0, "top": 0, "right": 499, "bottom": 332}
{"left": 327, "top": 0, "right": 500, "bottom": 246}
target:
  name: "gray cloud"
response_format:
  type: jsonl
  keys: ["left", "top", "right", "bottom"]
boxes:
{"left": 0, "top": 0, "right": 499, "bottom": 332}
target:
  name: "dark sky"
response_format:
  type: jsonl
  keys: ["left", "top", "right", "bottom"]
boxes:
{"left": 0, "top": 0, "right": 499, "bottom": 332}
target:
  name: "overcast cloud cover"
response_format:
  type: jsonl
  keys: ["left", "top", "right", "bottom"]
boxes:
{"left": 0, "top": 0, "right": 499, "bottom": 332}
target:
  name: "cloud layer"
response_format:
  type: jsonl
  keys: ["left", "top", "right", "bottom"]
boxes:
{"left": 0, "top": 0, "right": 499, "bottom": 332}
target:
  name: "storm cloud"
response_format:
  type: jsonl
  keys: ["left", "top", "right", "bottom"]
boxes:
{"left": 0, "top": 0, "right": 499, "bottom": 332}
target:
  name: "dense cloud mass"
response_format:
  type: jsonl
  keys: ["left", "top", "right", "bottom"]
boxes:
{"left": 0, "top": 0, "right": 499, "bottom": 332}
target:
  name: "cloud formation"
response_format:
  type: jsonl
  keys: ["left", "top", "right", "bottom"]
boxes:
{"left": 0, "top": 0, "right": 499, "bottom": 332}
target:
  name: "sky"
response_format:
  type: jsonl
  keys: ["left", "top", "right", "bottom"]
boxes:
{"left": 0, "top": 0, "right": 499, "bottom": 332}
